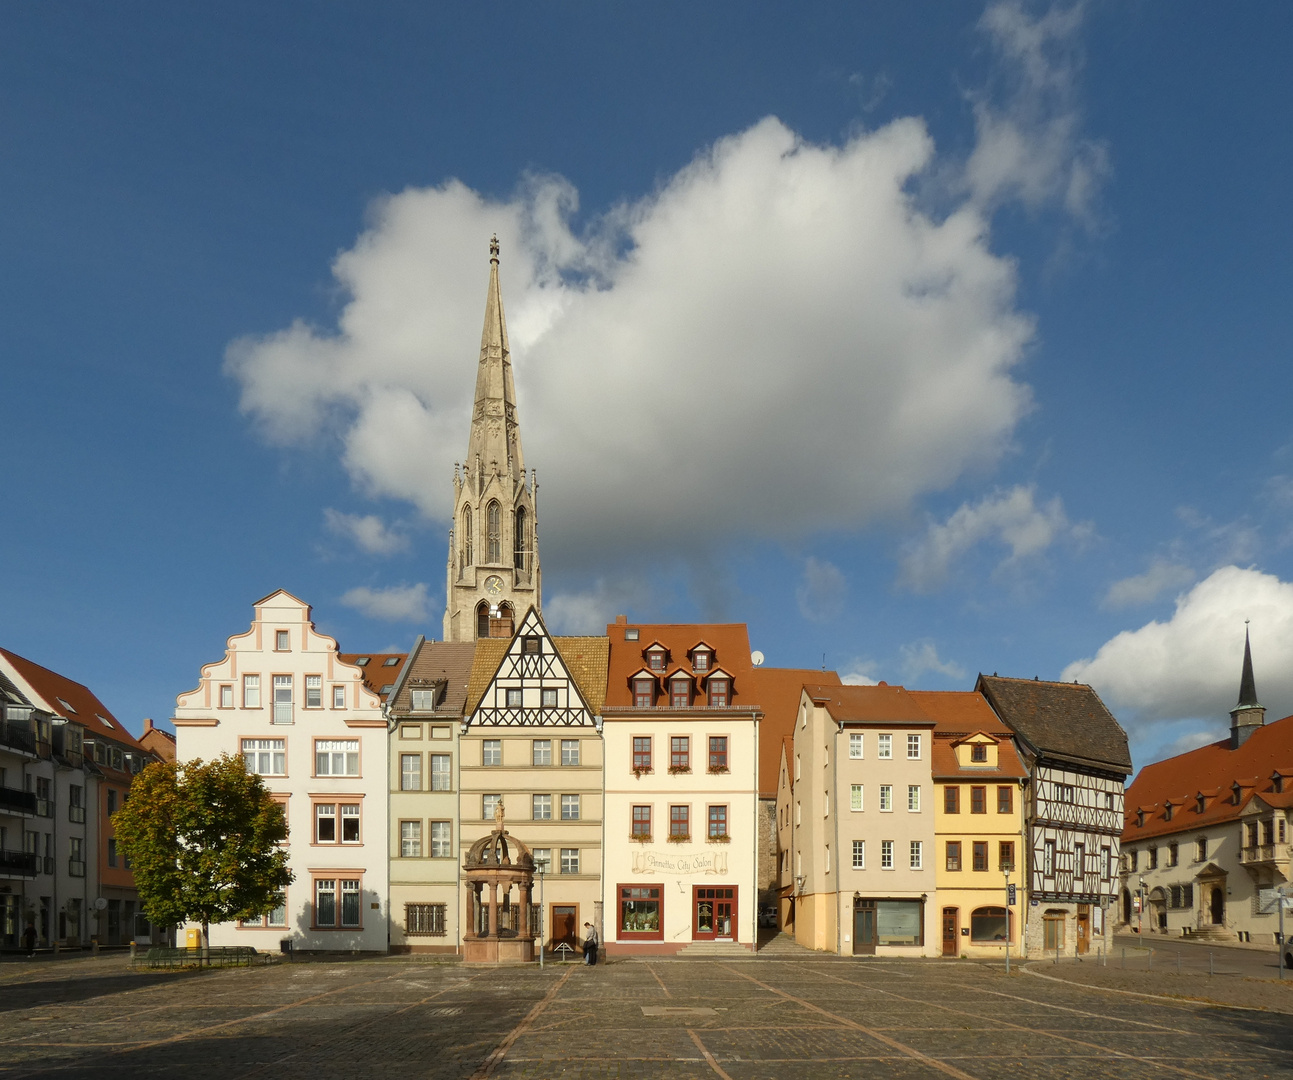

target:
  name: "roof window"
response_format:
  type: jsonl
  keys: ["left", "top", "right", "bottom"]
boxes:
{"left": 625, "top": 628, "right": 639, "bottom": 640}
{"left": 381, "top": 684, "right": 395, "bottom": 695}
{"left": 56, "top": 697, "right": 77, "bottom": 714}
{"left": 96, "top": 713, "right": 114, "bottom": 729}
{"left": 355, "top": 657, "right": 370, "bottom": 666}
{"left": 383, "top": 657, "right": 400, "bottom": 667}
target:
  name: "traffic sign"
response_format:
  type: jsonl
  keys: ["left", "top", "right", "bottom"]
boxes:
{"left": 1007, "top": 883, "right": 1017, "bottom": 906}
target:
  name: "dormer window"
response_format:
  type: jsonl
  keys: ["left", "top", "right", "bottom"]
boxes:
{"left": 1274, "top": 772, "right": 1285, "bottom": 794}
{"left": 670, "top": 676, "right": 691, "bottom": 708}
{"left": 707, "top": 677, "right": 729, "bottom": 708}
{"left": 970, "top": 744, "right": 987, "bottom": 763}
{"left": 1231, "top": 782, "right": 1242, "bottom": 805}
{"left": 1136, "top": 809, "right": 1145, "bottom": 827}
{"left": 633, "top": 677, "right": 654, "bottom": 708}
{"left": 647, "top": 648, "right": 666, "bottom": 672}
{"left": 1164, "top": 803, "right": 1174, "bottom": 821}
{"left": 693, "top": 649, "right": 711, "bottom": 672}
{"left": 1196, "top": 793, "right": 1206, "bottom": 813}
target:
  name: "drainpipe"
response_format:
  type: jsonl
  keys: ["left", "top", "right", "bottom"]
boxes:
{"left": 833, "top": 721, "right": 842, "bottom": 957}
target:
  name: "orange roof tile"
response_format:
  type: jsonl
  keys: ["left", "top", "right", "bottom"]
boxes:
{"left": 911, "top": 690, "right": 1028, "bottom": 781}
{"left": 0, "top": 648, "right": 146, "bottom": 752}
{"left": 802, "top": 682, "right": 935, "bottom": 726}
{"left": 338, "top": 652, "right": 408, "bottom": 702}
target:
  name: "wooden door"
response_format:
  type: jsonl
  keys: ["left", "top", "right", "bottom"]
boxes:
{"left": 853, "top": 900, "right": 876, "bottom": 955}
{"left": 1076, "top": 904, "right": 1090, "bottom": 954}
{"left": 941, "top": 907, "right": 959, "bottom": 956}
{"left": 551, "top": 905, "right": 577, "bottom": 954}
{"left": 693, "top": 887, "right": 736, "bottom": 940}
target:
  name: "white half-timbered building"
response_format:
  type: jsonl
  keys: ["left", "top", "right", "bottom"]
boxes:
{"left": 977, "top": 675, "right": 1131, "bottom": 958}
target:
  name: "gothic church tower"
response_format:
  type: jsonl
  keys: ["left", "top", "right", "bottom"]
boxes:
{"left": 443, "top": 237, "right": 540, "bottom": 640}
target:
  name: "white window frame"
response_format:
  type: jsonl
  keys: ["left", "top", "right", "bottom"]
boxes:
{"left": 560, "top": 848, "right": 580, "bottom": 874}
{"left": 400, "top": 820, "right": 421, "bottom": 858}
{"left": 430, "top": 753, "right": 451, "bottom": 792}
{"left": 243, "top": 674, "right": 261, "bottom": 709}
{"left": 560, "top": 794, "right": 581, "bottom": 821}
{"left": 907, "top": 785, "right": 921, "bottom": 812}
{"left": 332, "top": 684, "right": 346, "bottom": 709}
{"left": 852, "top": 839, "right": 865, "bottom": 869}
{"left": 533, "top": 794, "right": 552, "bottom": 820}
{"left": 881, "top": 840, "right": 894, "bottom": 870}
{"left": 849, "top": 732, "right": 863, "bottom": 759}
{"left": 242, "top": 738, "right": 285, "bottom": 776}
{"left": 430, "top": 821, "right": 452, "bottom": 858}
{"left": 272, "top": 675, "right": 293, "bottom": 725}
{"left": 400, "top": 753, "right": 421, "bottom": 791}
{"left": 850, "top": 784, "right": 863, "bottom": 812}
{"left": 305, "top": 675, "right": 322, "bottom": 708}
{"left": 482, "top": 740, "right": 502, "bottom": 766}
{"left": 877, "top": 734, "right": 892, "bottom": 759}
{"left": 532, "top": 739, "right": 552, "bottom": 766}
{"left": 879, "top": 785, "right": 893, "bottom": 812}
{"left": 561, "top": 739, "right": 580, "bottom": 766}
{"left": 219, "top": 684, "right": 233, "bottom": 708}
{"left": 482, "top": 794, "right": 502, "bottom": 820}
{"left": 907, "top": 733, "right": 922, "bottom": 759}
{"left": 910, "top": 840, "right": 923, "bottom": 870}
{"left": 315, "top": 739, "right": 359, "bottom": 777}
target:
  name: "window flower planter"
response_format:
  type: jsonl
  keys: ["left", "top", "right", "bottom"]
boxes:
{"left": 668, "top": 766, "right": 691, "bottom": 775}
{"left": 707, "top": 766, "right": 730, "bottom": 775}
{"left": 707, "top": 833, "right": 732, "bottom": 844}
{"left": 630, "top": 833, "right": 653, "bottom": 844}
{"left": 632, "top": 766, "right": 653, "bottom": 779}
{"left": 667, "top": 833, "right": 691, "bottom": 844}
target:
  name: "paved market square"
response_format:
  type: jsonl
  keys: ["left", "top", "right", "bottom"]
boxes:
{"left": 2, "top": 950, "right": 1291, "bottom": 1079}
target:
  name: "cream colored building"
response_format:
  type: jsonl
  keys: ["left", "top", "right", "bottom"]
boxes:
{"left": 173, "top": 590, "right": 390, "bottom": 952}
{"left": 601, "top": 621, "right": 760, "bottom": 955}
{"left": 458, "top": 609, "right": 608, "bottom": 954}
{"left": 784, "top": 684, "right": 938, "bottom": 956}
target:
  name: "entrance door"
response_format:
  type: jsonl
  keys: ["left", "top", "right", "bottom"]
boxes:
{"left": 853, "top": 899, "right": 876, "bottom": 955}
{"left": 1076, "top": 904, "right": 1090, "bottom": 954}
{"left": 941, "top": 907, "right": 959, "bottom": 956}
{"left": 551, "top": 905, "right": 577, "bottom": 955}
{"left": 1209, "top": 886, "right": 1224, "bottom": 925}
{"left": 694, "top": 887, "right": 736, "bottom": 940}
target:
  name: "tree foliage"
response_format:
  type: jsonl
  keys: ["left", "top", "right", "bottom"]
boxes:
{"left": 113, "top": 754, "right": 292, "bottom": 945}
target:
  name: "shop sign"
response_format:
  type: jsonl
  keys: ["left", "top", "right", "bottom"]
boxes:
{"left": 631, "top": 850, "right": 729, "bottom": 876}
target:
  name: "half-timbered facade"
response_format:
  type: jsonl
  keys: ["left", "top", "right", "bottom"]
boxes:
{"left": 977, "top": 675, "right": 1130, "bottom": 957}
{"left": 459, "top": 608, "right": 608, "bottom": 956}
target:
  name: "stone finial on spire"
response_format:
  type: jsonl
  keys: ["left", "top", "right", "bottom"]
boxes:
{"left": 490, "top": 234, "right": 500, "bottom": 262}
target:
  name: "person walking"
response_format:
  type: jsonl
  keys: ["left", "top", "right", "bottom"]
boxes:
{"left": 582, "top": 921, "right": 598, "bottom": 966}
{"left": 23, "top": 921, "right": 37, "bottom": 957}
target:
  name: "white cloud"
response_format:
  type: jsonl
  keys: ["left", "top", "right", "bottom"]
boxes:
{"left": 900, "top": 639, "right": 967, "bottom": 682}
{"left": 1102, "top": 557, "right": 1196, "bottom": 610}
{"left": 899, "top": 484, "right": 1082, "bottom": 591}
{"left": 340, "top": 582, "right": 431, "bottom": 622}
{"left": 796, "top": 557, "right": 847, "bottom": 623}
{"left": 323, "top": 508, "right": 409, "bottom": 555}
{"left": 543, "top": 577, "right": 652, "bottom": 635}
{"left": 840, "top": 662, "right": 880, "bottom": 686}
{"left": 1063, "top": 565, "right": 1293, "bottom": 727}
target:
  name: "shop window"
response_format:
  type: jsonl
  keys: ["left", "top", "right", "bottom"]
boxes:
{"left": 971, "top": 906, "right": 1009, "bottom": 943}
{"left": 619, "top": 885, "right": 663, "bottom": 939}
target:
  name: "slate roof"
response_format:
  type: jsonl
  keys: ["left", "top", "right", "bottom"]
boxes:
{"left": 465, "top": 636, "right": 610, "bottom": 715}
{"left": 386, "top": 640, "right": 476, "bottom": 716}
{"left": 976, "top": 674, "right": 1131, "bottom": 775}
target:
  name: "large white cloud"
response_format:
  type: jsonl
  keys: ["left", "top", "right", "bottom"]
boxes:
{"left": 1063, "top": 566, "right": 1293, "bottom": 728}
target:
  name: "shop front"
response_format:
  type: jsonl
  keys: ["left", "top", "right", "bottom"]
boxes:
{"left": 850, "top": 895, "right": 927, "bottom": 956}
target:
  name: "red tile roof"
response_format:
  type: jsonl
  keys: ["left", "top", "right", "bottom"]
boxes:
{"left": 911, "top": 690, "right": 1028, "bottom": 781}
{"left": 338, "top": 652, "right": 408, "bottom": 702}
{"left": 0, "top": 648, "right": 145, "bottom": 751}
{"left": 1122, "top": 713, "right": 1293, "bottom": 842}
{"left": 802, "top": 682, "right": 935, "bottom": 726}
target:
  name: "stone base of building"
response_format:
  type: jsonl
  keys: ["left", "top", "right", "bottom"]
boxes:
{"left": 463, "top": 936, "right": 534, "bottom": 963}
{"left": 389, "top": 943, "right": 461, "bottom": 955}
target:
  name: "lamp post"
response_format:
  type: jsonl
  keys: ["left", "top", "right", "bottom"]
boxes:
{"left": 1278, "top": 884, "right": 1286, "bottom": 982}
{"left": 1138, "top": 877, "right": 1146, "bottom": 936}
{"left": 1004, "top": 869, "right": 1012, "bottom": 975}
{"left": 537, "top": 865, "right": 545, "bottom": 970}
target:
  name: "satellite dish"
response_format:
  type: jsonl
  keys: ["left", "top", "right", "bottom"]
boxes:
{"left": 751, "top": 651, "right": 765, "bottom": 667}
{"left": 94, "top": 897, "right": 108, "bottom": 911}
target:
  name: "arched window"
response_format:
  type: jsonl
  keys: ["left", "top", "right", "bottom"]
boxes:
{"left": 476, "top": 602, "right": 490, "bottom": 640}
{"left": 462, "top": 506, "right": 473, "bottom": 568}
{"left": 970, "top": 906, "right": 1009, "bottom": 943}
{"left": 497, "top": 602, "right": 514, "bottom": 636}
{"left": 486, "top": 501, "right": 501, "bottom": 563}
{"left": 513, "top": 506, "right": 527, "bottom": 571}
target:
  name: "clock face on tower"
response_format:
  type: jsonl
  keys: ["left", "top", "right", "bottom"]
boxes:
{"left": 484, "top": 575, "right": 504, "bottom": 597}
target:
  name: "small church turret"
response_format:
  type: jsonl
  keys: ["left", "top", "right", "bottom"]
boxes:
{"left": 1229, "top": 625, "right": 1264, "bottom": 749}
{"left": 444, "top": 238, "right": 541, "bottom": 641}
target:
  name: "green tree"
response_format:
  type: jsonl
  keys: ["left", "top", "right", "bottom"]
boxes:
{"left": 114, "top": 754, "right": 292, "bottom": 954}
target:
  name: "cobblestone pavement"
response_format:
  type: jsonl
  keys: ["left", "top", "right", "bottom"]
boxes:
{"left": 1, "top": 952, "right": 1292, "bottom": 1079}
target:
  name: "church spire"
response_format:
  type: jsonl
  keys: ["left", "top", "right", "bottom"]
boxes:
{"left": 466, "top": 235, "right": 524, "bottom": 484}
{"left": 1229, "top": 623, "right": 1264, "bottom": 749}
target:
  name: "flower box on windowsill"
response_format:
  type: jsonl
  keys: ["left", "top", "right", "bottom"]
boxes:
{"left": 668, "top": 766, "right": 691, "bottom": 775}
{"left": 630, "top": 833, "right": 653, "bottom": 844}
{"left": 632, "top": 766, "right": 653, "bottom": 779}
{"left": 707, "top": 766, "right": 730, "bottom": 775}
{"left": 667, "top": 833, "right": 691, "bottom": 844}
{"left": 707, "top": 834, "right": 732, "bottom": 844}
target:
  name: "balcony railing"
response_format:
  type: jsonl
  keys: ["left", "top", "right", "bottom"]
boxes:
{"left": 68, "top": 858, "right": 85, "bottom": 878}
{"left": 0, "top": 849, "right": 38, "bottom": 877}
{"left": 68, "top": 804, "right": 86, "bottom": 823}
{"left": 35, "top": 798, "right": 52, "bottom": 818}
{"left": 1239, "top": 842, "right": 1290, "bottom": 868}
{"left": 0, "top": 720, "right": 37, "bottom": 755}
{"left": 0, "top": 786, "right": 38, "bottom": 815}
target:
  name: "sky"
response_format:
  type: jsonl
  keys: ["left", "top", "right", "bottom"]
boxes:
{"left": 2, "top": 2, "right": 1291, "bottom": 776}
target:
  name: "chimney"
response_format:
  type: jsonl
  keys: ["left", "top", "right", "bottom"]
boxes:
{"left": 143, "top": 718, "right": 154, "bottom": 733}
{"left": 615, "top": 614, "right": 627, "bottom": 625}
{"left": 1229, "top": 628, "right": 1265, "bottom": 749}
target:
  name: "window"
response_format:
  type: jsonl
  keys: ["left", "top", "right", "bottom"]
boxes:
{"left": 340, "top": 880, "right": 361, "bottom": 927}
{"left": 316, "top": 739, "right": 359, "bottom": 776}
{"left": 1196, "top": 837, "right": 1207, "bottom": 862}
{"left": 276, "top": 630, "right": 290, "bottom": 651}
{"left": 532, "top": 794, "right": 552, "bottom": 820}
{"left": 243, "top": 674, "right": 261, "bottom": 709}
{"left": 486, "top": 501, "right": 501, "bottom": 563}
{"left": 341, "top": 804, "right": 360, "bottom": 843}
{"left": 514, "top": 506, "right": 528, "bottom": 570}
{"left": 560, "top": 794, "right": 580, "bottom": 820}
{"left": 852, "top": 840, "right": 865, "bottom": 869}
{"left": 1100, "top": 845, "right": 1111, "bottom": 879}
{"left": 708, "top": 805, "right": 728, "bottom": 838}
{"left": 272, "top": 675, "right": 293, "bottom": 724}
{"left": 506, "top": 688, "right": 522, "bottom": 708}
{"left": 647, "top": 648, "right": 665, "bottom": 671}
{"left": 850, "top": 784, "right": 863, "bottom": 811}
{"left": 406, "top": 903, "right": 446, "bottom": 936}
{"left": 461, "top": 505, "right": 473, "bottom": 566}
{"left": 219, "top": 684, "right": 233, "bottom": 708}
{"left": 482, "top": 794, "right": 501, "bottom": 820}
{"left": 560, "top": 848, "right": 579, "bottom": 874}
{"left": 533, "top": 849, "right": 552, "bottom": 873}
{"left": 431, "top": 821, "right": 452, "bottom": 858}
{"left": 533, "top": 739, "right": 552, "bottom": 766}
{"left": 411, "top": 689, "right": 435, "bottom": 710}
{"left": 671, "top": 678, "right": 690, "bottom": 708}
{"left": 333, "top": 685, "right": 346, "bottom": 709}
{"left": 907, "top": 734, "right": 922, "bottom": 759}
{"left": 400, "top": 821, "right": 422, "bottom": 857}
{"left": 970, "top": 786, "right": 986, "bottom": 814}
{"left": 1148, "top": 846, "right": 1158, "bottom": 870}
{"left": 879, "top": 785, "right": 893, "bottom": 812}
{"left": 849, "top": 732, "right": 863, "bottom": 758}
{"left": 970, "top": 743, "right": 988, "bottom": 762}
{"left": 795, "top": 754, "right": 801, "bottom": 780}
{"left": 400, "top": 754, "right": 422, "bottom": 791}
{"left": 824, "top": 792, "right": 830, "bottom": 818}
{"left": 999, "top": 841, "right": 1015, "bottom": 871}
{"left": 316, "top": 804, "right": 337, "bottom": 843}
{"left": 107, "top": 837, "right": 117, "bottom": 867}
{"left": 671, "top": 737, "right": 690, "bottom": 771}
{"left": 625, "top": 628, "right": 640, "bottom": 641}
{"left": 997, "top": 786, "right": 1013, "bottom": 814}
{"left": 707, "top": 678, "right": 729, "bottom": 707}
{"left": 971, "top": 907, "right": 1009, "bottom": 943}
{"left": 708, "top": 736, "right": 728, "bottom": 771}
{"left": 910, "top": 841, "right": 923, "bottom": 869}
{"left": 907, "top": 785, "right": 921, "bottom": 812}
{"left": 1074, "top": 842, "right": 1086, "bottom": 879}
{"left": 632, "top": 805, "right": 652, "bottom": 838}
{"left": 1043, "top": 839, "right": 1056, "bottom": 876}
{"left": 482, "top": 740, "right": 502, "bottom": 766}
{"left": 541, "top": 688, "right": 558, "bottom": 708}
{"left": 305, "top": 675, "right": 322, "bottom": 708}
{"left": 880, "top": 840, "right": 894, "bottom": 869}
{"left": 877, "top": 734, "right": 892, "bottom": 759}
{"left": 619, "top": 885, "right": 662, "bottom": 939}
{"left": 561, "top": 739, "right": 580, "bottom": 766}
{"left": 68, "top": 784, "right": 84, "bottom": 823}
{"left": 692, "top": 649, "right": 710, "bottom": 672}
{"left": 242, "top": 739, "right": 285, "bottom": 776}
{"left": 633, "top": 737, "right": 652, "bottom": 771}
{"left": 825, "top": 845, "right": 831, "bottom": 873}
{"left": 943, "top": 785, "right": 960, "bottom": 814}
{"left": 267, "top": 893, "right": 286, "bottom": 927}
{"left": 946, "top": 841, "right": 962, "bottom": 871}
{"left": 1057, "top": 784, "right": 1076, "bottom": 804}
{"left": 973, "top": 841, "right": 988, "bottom": 871}
{"left": 354, "top": 656, "right": 370, "bottom": 667}
{"left": 1167, "top": 842, "right": 1178, "bottom": 867}
{"left": 477, "top": 603, "right": 490, "bottom": 640}
{"left": 634, "top": 678, "right": 654, "bottom": 707}
{"left": 430, "top": 754, "right": 451, "bottom": 791}
{"left": 670, "top": 805, "right": 690, "bottom": 838}
{"left": 1126, "top": 848, "right": 1138, "bottom": 871}
{"left": 315, "top": 880, "right": 336, "bottom": 926}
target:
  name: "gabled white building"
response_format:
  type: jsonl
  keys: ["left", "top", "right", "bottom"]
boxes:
{"left": 173, "top": 590, "right": 390, "bottom": 952}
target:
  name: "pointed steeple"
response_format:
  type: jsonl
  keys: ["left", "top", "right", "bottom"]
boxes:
{"left": 1229, "top": 623, "right": 1264, "bottom": 749}
{"left": 466, "top": 235, "right": 525, "bottom": 484}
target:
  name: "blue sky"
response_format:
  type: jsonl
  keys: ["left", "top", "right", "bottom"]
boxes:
{"left": 2, "top": 3, "right": 1291, "bottom": 774}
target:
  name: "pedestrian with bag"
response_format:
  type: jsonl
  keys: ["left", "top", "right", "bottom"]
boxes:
{"left": 582, "top": 921, "right": 598, "bottom": 966}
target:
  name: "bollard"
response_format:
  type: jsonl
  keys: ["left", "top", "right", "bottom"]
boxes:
{"left": 1209, "top": 951, "right": 1213, "bottom": 977}
{"left": 1147, "top": 948, "right": 1152, "bottom": 971}
{"left": 130, "top": 941, "right": 137, "bottom": 960}
{"left": 53, "top": 941, "right": 60, "bottom": 956}
{"left": 92, "top": 939, "right": 99, "bottom": 956}
{"left": 1121, "top": 946, "right": 1125, "bottom": 969}
{"left": 1176, "top": 951, "right": 1180, "bottom": 974}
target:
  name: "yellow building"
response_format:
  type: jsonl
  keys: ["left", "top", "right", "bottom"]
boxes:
{"left": 913, "top": 691, "right": 1028, "bottom": 959}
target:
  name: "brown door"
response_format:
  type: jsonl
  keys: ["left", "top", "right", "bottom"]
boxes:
{"left": 853, "top": 900, "right": 876, "bottom": 955}
{"left": 1076, "top": 904, "right": 1090, "bottom": 954}
{"left": 694, "top": 887, "right": 736, "bottom": 940}
{"left": 941, "top": 907, "right": 959, "bottom": 956}
{"left": 551, "top": 905, "right": 577, "bottom": 954}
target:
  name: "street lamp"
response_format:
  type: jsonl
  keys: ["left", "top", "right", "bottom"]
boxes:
{"left": 1138, "top": 877, "right": 1146, "bottom": 936}
{"left": 537, "top": 865, "right": 545, "bottom": 970}
{"left": 1004, "top": 868, "right": 1012, "bottom": 975}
